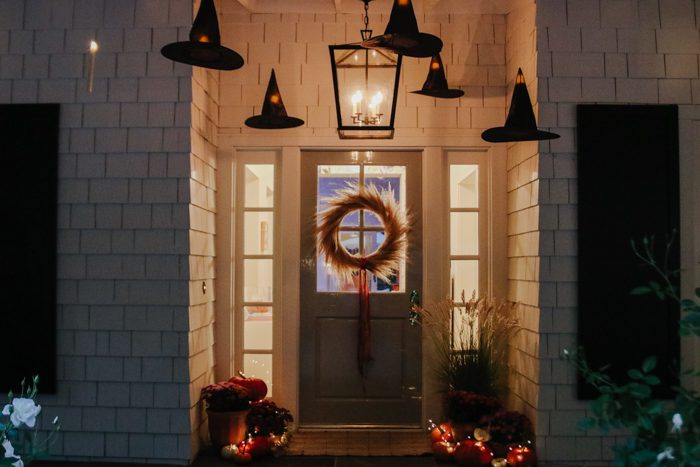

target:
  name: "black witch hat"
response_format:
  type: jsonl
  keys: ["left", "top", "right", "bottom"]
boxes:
{"left": 411, "top": 54, "right": 464, "bottom": 99}
{"left": 481, "top": 68, "right": 559, "bottom": 143}
{"left": 161, "top": 0, "right": 244, "bottom": 71}
{"left": 245, "top": 70, "right": 305, "bottom": 129}
{"left": 361, "top": 0, "right": 442, "bottom": 58}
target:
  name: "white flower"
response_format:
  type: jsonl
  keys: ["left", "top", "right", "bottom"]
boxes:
{"left": 3, "top": 398, "right": 41, "bottom": 428}
{"left": 12, "top": 459, "right": 23, "bottom": 467}
{"left": 657, "top": 447, "right": 675, "bottom": 462}
{"left": 2, "top": 438, "right": 15, "bottom": 458}
{"left": 672, "top": 413, "right": 683, "bottom": 433}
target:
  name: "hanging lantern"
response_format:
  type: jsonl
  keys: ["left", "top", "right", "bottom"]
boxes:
{"left": 245, "top": 69, "right": 305, "bottom": 129}
{"left": 411, "top": 54, "right": 464, "bottom": 99}
{"left": 161, "top": 0, "right": 244, "bottom": 71}
{"left": 329, "top": 0, "right": 402, "bottom": 139}
{"left": 361, "top": 0, "right": 442, "bottom": 58}
{"left": 481, "top": 68, "right": 559, "bottom": 143}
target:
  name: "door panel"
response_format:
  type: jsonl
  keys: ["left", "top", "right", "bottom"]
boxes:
{"left": 299, "top": 150, "right": 422, "bottom": 427}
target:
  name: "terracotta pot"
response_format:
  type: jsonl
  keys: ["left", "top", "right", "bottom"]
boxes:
{"left": 207, "top": 409, "right": 249, "bottom": 447}
{"left": 450, "top": 421, "right": 476, "bottom": 441}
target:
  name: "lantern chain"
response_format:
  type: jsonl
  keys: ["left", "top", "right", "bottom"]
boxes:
{"left": 360, "top": 0, "right": 372, "bottom": 41}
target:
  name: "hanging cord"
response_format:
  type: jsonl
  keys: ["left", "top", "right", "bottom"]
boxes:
{"left": 360, "top": 0, "right": 372, "bottom": 40}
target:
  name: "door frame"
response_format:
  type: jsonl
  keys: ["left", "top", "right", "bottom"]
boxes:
{"left": 215, "top": 144, "right": 507, "bottom": 428}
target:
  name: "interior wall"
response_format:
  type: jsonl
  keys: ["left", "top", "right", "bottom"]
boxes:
{"left": 534, "top": 0, "right": 700, "bottom": 463}
{"left": 0, "top": 0, "right": 195, "bottom": 463}
{"left": 504, "top": 0, "right": 541, "bottom": 428}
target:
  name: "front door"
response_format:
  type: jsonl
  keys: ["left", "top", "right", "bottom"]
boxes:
{"left": 299, "top": 150, "right": 423, "bottom": 427}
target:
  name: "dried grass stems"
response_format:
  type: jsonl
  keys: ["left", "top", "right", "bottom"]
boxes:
{"left": 417, "top": 292, "right": 520, "bottom": 397}
{"left": 315, "top": 183, "right": 410, "bottom": 283}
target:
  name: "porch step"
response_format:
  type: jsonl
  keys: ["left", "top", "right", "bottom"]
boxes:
{"left": 286, "top": 430, "right": 431, "bottom": 456}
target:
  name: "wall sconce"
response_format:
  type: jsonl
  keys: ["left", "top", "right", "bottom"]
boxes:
{"left": 329, "top": 0, "right": 402, "bottom": 139}
{"left": 161, "top": 0, "right": 243, "bottom": 71}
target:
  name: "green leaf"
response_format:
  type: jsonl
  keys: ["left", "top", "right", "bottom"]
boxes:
{"left": 643, "top": 375, "right": 661, "bottom": 386}
{"left": 631, "top": 286, "right": 652, "bottom": 295}
{"left": 629, "top": 384, "right": 652, "bottom": 398}
{"left": 642, "top": 356, "right": 657, "bottom": 373}
{"left": 577, "top": 418, "right": 595, "bottom": 431}
{"left": 628, "top": 369, "right": 644, "bottom": 380}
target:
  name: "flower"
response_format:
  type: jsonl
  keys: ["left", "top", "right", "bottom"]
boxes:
{"left": 3, "top": 438, "right": 16, "bottom": 458}
{"left": 245, "top": 400, "right": 293, "bottom": 437}
{"left": 483, "top": 411, "right": 535, "bottom": 444}
{"left": 12, "top": 460, "right": 23, "bottom": 467}
{"left": 200, "top": 382, "right": 251, "bottom": 412}
{"left": 657, "top": 447, "right": 674, "bottom": 462}
{"left": 2, "top": 398, "right": 42, "bottom": 428}
{"left": 671, "top": 413, "right": 683, "bottom": 433}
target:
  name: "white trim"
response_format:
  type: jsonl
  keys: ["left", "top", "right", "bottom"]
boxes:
{"left": 215, "top": 142, "right": 508, "bottom": 427}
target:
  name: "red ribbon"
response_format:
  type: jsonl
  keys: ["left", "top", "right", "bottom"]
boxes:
{"left": 357, "top": 263, "right": 372, "bottom": 376}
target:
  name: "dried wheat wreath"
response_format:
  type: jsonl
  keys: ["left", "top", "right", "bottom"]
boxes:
{"left": 316, "top": 183, "right": 410, "bottom": 282}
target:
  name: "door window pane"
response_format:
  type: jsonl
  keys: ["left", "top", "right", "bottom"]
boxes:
{"left": 244, "top": 354, "right": 273, "bottom": 397}
{"left": 244, "top": 212, "right": 274, "bottom": 255}
{"left": 244, "top": 259, "right": 273, "bottom": 302}
{"left": 450, "top": 212, "right": 479, "bottom": 256}
{"left": 316, "top": 165, "right": 406, "bottom": 293}
{"left": 450, "top": 165, "right": 478, "bottom": 208}
{"left": 451, "top": 260, "right": 479, "bottom": 301}
{"left": 245, "top": 165, "right": 275, "bottom": 208}
{"left": 318, "top": 166, "right": 360, "bottom": 227}
{"left": 244, "top": 306, "right": 273, "bottom": 350}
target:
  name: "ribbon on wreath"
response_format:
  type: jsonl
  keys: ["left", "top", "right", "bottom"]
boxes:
{"left": 357, "top": 259, "right": 372, "bottom": 376}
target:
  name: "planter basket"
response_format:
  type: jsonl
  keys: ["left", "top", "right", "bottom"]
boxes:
{"left": 207, "top": 409, "right": 249, "bottom": 447}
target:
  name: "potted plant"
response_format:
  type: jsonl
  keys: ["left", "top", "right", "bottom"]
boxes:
{"left": 200, "top": 381, "right": 251, "bottom": 447}
{"left": 483, "top": 410, "right": 534, "bottom": 457}
{"left": 413, "top": 292, "right": 519, "bottom": 397}
{"left": 445, "top": 390, "right": 500, "bottom": 440}
{"left": 244, "top": 400, "right": 294, "bottom": 459}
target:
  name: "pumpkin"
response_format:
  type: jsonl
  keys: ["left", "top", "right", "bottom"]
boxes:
{"left": 430, "top": 422, "right": 454, "bottom": 443}
{"left": 247, "top": 435, "right": 271, "bottom": 459}
{"left": 506, "top": 446, "right": 537, "bottom": 467}
{"left": 229, "top": 371, "right": 268, "bottom": 401}
{"left": 432, "top": 441, "right": 456, "bottom": 462}
{"left": 454, "top": 440, "right": 494, "bottom": 467}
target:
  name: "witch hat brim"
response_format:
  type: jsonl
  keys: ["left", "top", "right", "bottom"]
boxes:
{"left": 161, "top": 42, "right": 244, "bottom": 71}
{"left": 412, "top": 88, "right": 464, "bottom": 98}
{"left": 410, "top": 54, "right": 463, "bottom": 98}
{"left": 244, "top": 114, "right": 305, "bottom": 129}
{"left": 481, "top": 126, "right": 560, "bottom": 142}
{"left": 481, "top": 68, "right": 559, "bottom": 143}
{"left": 245, "top": 69, "right": 305, "bottom": 129}
{"left": 362, "top": 32, "right": 443, "bottom": 58}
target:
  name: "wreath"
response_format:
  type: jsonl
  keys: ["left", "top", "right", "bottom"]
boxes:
{"left": 316, "top": 183, "right": 410, "bottom": 282}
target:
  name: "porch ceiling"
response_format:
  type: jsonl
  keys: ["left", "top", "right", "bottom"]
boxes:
{"left": 230, "top": 0, "right": 515, "bottom": 15}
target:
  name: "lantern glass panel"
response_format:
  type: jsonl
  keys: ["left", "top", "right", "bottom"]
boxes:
{"left": 330, "top": 45, "right": 402, "bottom": 139}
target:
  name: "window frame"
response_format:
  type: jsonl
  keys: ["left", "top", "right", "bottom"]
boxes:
{"left": 233, "top": 150, "right": 280, "bottom": 396}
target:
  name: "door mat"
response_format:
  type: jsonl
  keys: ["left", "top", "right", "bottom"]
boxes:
{"left": 286, "top": 430, "right": 431, "bottom": 456}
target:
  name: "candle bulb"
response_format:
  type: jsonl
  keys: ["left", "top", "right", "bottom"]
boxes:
{"left": 352, "top": 90, "right": 362, "bottom": 116}
{"left": 88, "top": 40, "right": 99, "bottom": 93}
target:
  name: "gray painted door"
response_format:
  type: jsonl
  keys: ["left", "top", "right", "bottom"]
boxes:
{"left": 299, "top": 150, "right": 423, "bottom": 427}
